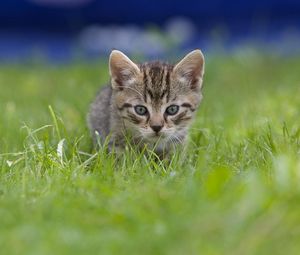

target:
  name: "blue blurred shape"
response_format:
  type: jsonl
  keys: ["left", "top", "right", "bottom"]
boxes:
{"left": 1, "top": 0, "right": 300, "bottom": 61}
{"left": 0, "top": 0, "right": 300, "bottom": 30}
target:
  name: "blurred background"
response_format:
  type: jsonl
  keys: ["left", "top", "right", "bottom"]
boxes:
{"left": 1, "top": 0, "right": 300, "bottom": 62}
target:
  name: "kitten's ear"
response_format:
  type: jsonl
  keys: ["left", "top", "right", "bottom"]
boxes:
{"left": 109, "top": 50, "right": 140, "bottom": 90}
{"left": 173, "top": 49, "right": 205, "bottom": 91}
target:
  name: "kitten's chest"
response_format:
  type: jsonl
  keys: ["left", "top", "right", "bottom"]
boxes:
{"left": 138, "top": 137, "right": 174, "bottom": 155}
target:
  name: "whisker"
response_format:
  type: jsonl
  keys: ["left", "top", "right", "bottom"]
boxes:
{"left": 171, "top": 134, "right": 183, "bottom": 145}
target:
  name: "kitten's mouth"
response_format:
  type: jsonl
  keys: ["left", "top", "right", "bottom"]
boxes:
{"left": 146, "top": 132, "right": 166, "bottom": 141}
{"left": 152, "top": 132, "right": 164, "bottom": 137}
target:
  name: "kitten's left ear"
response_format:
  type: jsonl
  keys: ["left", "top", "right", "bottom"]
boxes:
{"left": 109, "top": 50, "right": 140, "bottom": 90}
{"left": 173, "top": 49, "right": 205, "bottom": 91}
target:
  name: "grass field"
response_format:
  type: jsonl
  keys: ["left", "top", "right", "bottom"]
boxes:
{"left": 0, "top": 51, "right": 300, "bottom": 254}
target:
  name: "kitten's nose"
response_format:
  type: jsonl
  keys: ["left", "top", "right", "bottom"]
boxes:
{"left": 151, "top": 125, "right": 163, "bottom": 133}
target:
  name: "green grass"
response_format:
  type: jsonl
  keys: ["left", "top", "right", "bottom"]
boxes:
{"left": 0, "top": 51, "right": 300, "bottom": 255}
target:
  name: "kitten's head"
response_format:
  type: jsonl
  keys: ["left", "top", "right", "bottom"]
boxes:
{"left": 109, "top": 49, "right": 205, "bottom": 144}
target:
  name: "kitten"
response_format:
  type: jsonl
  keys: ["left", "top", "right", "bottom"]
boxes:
{"left": 88, "top": 49, "right": 205, "bottom": 157}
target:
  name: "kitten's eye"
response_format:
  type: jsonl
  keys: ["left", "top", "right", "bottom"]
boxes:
{"left": 166, "top": 105, "right": 179, "bottom": 115}
{"left": 134, "top": 105, "right": 148, "bottom": 115}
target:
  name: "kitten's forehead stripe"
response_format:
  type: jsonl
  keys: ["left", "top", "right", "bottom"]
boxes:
{"left": 142, "top": 68, "right": 148, "bottom": 102}
{"left": 165, "top": 68, "right": 171, "bottom": 102}
{"left": 147, "top": 89, "right": 154, "bottom": 99}
{"left": 149, "top": 65, "right": 161, "bottom": 103}
{"left": 160, "top": 66, "right": 167, "bottom": 101}
{"left": 160, "top": 89, "right": 167, "bottom": 100}
{"left": 140, "top": 61, "right": 174, "bottom": 107}
{"left": 160, "top": 66, "right": 166, "bottom": 91}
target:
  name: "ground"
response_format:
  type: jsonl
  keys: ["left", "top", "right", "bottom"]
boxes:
{"left": 0, "top": 51, "right": 300, "bottom": 254}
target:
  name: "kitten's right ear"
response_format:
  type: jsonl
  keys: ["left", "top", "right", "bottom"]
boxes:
{"left": 109, "top": 50, "right": 140, "bottom": 90}
{"left": 173, "top": 49, "right": 205, "bottom": 91}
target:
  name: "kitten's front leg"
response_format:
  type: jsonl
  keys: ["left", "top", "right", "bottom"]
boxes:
{"left": 108, "top": 135, "right": 126, "bottom": 155}
{"left": 162, "top": 138, "right": 188, "bottom": 160}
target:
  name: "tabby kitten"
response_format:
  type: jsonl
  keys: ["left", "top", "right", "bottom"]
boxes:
{"left": 88, "top": 49, "right": 205, "bottom": 157}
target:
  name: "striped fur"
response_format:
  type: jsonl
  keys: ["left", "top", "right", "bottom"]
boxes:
{"left": 88, "top": 50, "right": 205, "bottom": 157}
